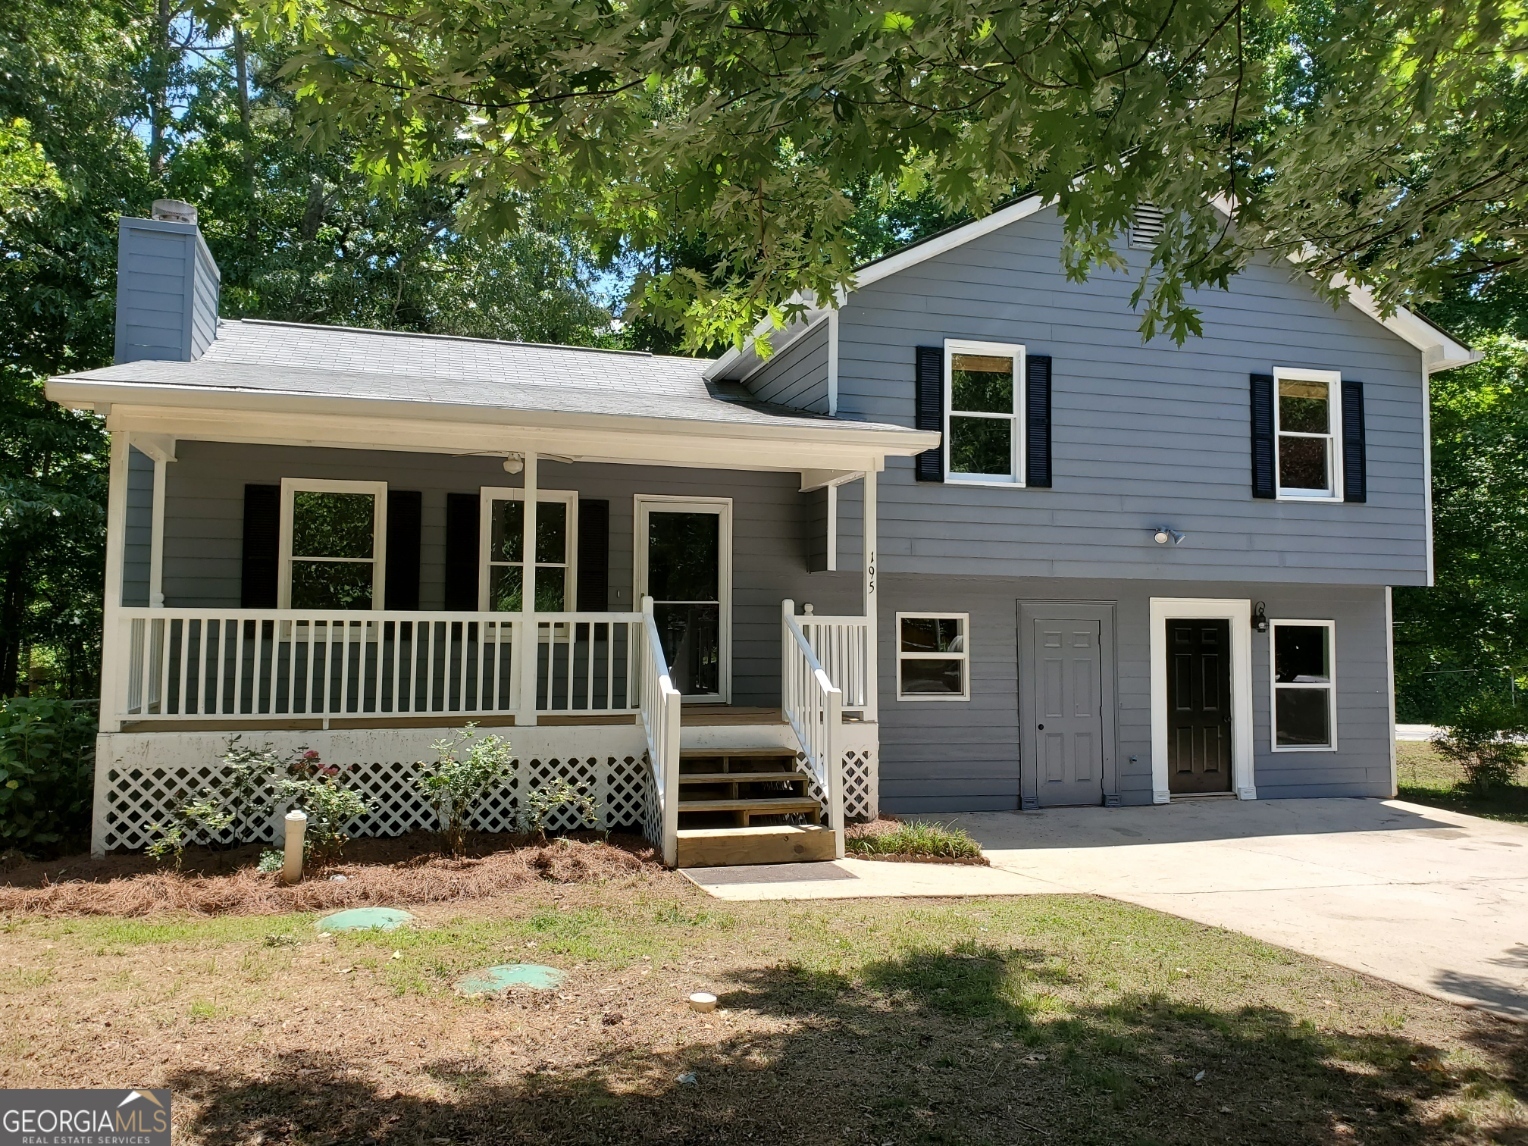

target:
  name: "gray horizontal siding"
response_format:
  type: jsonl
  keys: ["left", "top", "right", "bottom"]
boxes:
{"left": 837, "top": 205, "right": 1429, "bottom": 586}
{"left": 160, "top": 442, "right": 861, "bottom": 706}
{"left": 122, "top": 446, "right": 153, "bottom": 607}
{"left": 877, "top": 574, "right": 1392, "bottom": 813}
{"left": 744, "top": 319, "right": 830, "bottom": 412}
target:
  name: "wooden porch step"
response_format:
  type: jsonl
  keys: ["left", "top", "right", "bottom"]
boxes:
{"left": 675, "top": 796, "right": 819, "bottom": 815}
{"left": 679, "top": 746, "right": 797, "bottom": 759}
{"left": 679, "top": 771, "right": 806, "bottom": 785}
{"left": 676, "top": 825, "right": 837, "bottom": 868}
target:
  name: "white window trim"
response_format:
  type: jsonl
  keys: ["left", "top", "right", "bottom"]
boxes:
{"left": 278, "top": 478, "right": 388, "bottom": 610}
{"left": 1273, "top": 366, "right": 1344, "bottom": 502}
{"left": 944, "top": 339, "right": 1026, "bottom": 487}
{"left": 1269, "top": 618, "right": 1339, "bottom": 753}
{"left": 477, "top": 487, "right": 579, "bottom": 613}
{"left": 895, "top": 611, "right": 971, "bottom": 702}
{"left": 633, "top": 494, "right": 733, "bottom": 705}
{"left": 1148, "top": 597, "right": 1257, "bottom": 802}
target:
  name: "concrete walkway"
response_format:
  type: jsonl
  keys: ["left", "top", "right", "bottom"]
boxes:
{"left": 684, "top": 798, "right": 1528, "bottom": 1020}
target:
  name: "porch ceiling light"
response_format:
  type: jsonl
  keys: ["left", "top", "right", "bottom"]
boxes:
{"left": 502, "top": 453, "right": 524, "bottom": 474}
{"left": 1151, "top": 526, "right": 1186, "bottom": 545}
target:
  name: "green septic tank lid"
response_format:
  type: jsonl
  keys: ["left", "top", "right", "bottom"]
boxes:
{"left": 455, "top": 963, "right": 567, "bottom": 996}
{"left": 318, "top": 907, "right": 415, "bottom": 933}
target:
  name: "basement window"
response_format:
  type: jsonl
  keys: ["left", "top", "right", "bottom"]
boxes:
{"left": 1270, "top": 620, "right": 1337, "bottom": 751}
{"left": 897, "top": 613, "right": 970, "bottom": 701}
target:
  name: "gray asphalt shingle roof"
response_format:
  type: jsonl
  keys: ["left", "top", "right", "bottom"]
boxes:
{"left": 60, "top": 319, "right": 922, "bottom": 439}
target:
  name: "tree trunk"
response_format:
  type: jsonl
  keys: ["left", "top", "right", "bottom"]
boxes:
{"left": 148, "top": 0, "right": 172, "bottom": 180}
{"left": 0, "top": 553, "right": 27, "bottom": 697}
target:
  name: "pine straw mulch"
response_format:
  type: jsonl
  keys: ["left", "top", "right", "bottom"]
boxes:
{"left": 0, "top": 831, "right": 669, "bottom": 918}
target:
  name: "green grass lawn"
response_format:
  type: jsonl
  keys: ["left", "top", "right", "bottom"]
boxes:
{"left": 2, "top": 883, "right": 1524, "bottom": 1144}
{"left": 1396, "top": 741, "right": 1528, "bottom": 824}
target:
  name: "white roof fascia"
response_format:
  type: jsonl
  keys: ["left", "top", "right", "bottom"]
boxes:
{"left": 704, "top": 291, "right": 825, "bottom": 380}
{"left": 47, "top": 377, "right": 939, "bottom": 464}
{"left": 716, "top": 190, "right": 1477, "bottom": 376}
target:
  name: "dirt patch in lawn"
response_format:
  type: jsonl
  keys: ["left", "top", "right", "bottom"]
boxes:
{"left": 0, "top": 832, "right": 669, "bottom": 918}
{"left": 2, "top": 890, "right": 1524, "bottom": 1145}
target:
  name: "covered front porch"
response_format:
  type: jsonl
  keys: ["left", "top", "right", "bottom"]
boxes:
{"left": 82, "top": 414, "right": 920, "bottom": 864}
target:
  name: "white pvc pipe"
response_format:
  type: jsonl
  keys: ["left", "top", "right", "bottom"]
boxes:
{"left": 282, "top": 810, "right": 307, "bottom": 884}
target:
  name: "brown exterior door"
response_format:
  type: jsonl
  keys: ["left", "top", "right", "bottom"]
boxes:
{"left": 1167, "top": 619, "right": 1233, "bottom": 794}
{"left": 1032, "top": 618, "right": 1105, "bottom": 807}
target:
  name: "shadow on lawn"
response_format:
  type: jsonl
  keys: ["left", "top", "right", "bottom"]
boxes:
{"left": 172, "top": 947, "right": 1527, "bottom": 1146}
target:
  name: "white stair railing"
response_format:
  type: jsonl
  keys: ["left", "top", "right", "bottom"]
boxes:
{"left": 781, "top": 599, "right": 845, "bottom": 858}
{"left": 639, "top": 596, "right": 682, "bottom": 866}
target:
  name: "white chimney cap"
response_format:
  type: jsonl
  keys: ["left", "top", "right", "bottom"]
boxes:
{"left": 150, "top": 199, "right": 198, "bottom": 225}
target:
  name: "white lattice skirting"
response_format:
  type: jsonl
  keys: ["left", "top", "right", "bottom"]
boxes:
{"left": 93, "top": 723, "right": 880, "bottom": 855}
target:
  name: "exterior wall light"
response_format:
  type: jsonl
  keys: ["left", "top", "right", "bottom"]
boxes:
{"left": 1151, "top": 526, "right": 1186, "bottom": 545}
{"left": 1253, "top": 601, "right": 1269, "bottom": 632}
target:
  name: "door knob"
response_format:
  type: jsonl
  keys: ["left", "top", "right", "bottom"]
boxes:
{"left": 1038, "top": 723, "right": 1045, "bottom": 730}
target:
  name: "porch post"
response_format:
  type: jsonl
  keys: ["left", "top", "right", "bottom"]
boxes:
{"left": 148, "top": 456, "right": 167, "bottom": 607}
{"left": 518, "top": 449, "right": 538, "bottom": 726}
{"left": 98, "top": 431, "right": 130, "bottom": 733}
{"left": 862, "top": 466, "right": 878, "bottom": 722}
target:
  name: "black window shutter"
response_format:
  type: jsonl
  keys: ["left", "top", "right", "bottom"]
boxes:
{"left": 1341, "top": 380, "right": 1367, "bottom": 503}
{"left": 444, "top": 492, "right": 480, "bottom": 610}
{"left": 1025, "top": 354, "right": 1053, "bottom": 488}
{"left": 240, "top": 484, "right": 280, "bottom": 607}
{"left": 1250, "top": 373, "right": 1277, "bottom": 499}
{"left": 577, "top": 499, "right": 610, "bottom": 611}
{"left": 384, "top": 490, "right": 422, "bottom": 609}
{"left": 914, "top": 345, "right": 944, "bottom": 482}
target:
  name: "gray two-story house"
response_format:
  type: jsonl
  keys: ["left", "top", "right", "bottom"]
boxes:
{"left": 47, "top": 196, "right": 1475, "bottom": 866}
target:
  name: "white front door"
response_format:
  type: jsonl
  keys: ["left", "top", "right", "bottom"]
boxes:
{"left": 634, "top": 496, "right": 732, "bottom": 702}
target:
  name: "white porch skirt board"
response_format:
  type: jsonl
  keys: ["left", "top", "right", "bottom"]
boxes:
{"left": 91, "top": 723, "right": 880, "bottom": 856}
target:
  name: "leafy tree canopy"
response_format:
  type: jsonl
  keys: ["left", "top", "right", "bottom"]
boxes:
{"left": 232, "top": 0, "right": 1528, "bottom": 349}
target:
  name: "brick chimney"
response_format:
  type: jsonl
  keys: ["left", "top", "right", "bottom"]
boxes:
{"left": 113, "top": 199, "right": 221, "bottom": 364}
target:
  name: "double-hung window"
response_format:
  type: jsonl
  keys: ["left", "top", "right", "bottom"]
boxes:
{"left": 1270, "top": 620, "right": 1336, "bottom": 750}
{"left": 279, "top": 479, "right": 387, "bottom": 610}
{"left": 945, "top": 340, "right": 1025, "bottom": 485}
{"left": 480, "top": 489, "right": 577, "bottom": 611}
{"left": 1275, "top": 368, "right": 1343, "bottom": 500}
{"left": 896, "top": 613, "right": 970, "bottom": 701}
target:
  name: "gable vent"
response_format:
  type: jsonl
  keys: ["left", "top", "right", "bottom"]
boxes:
{"left": 1130, "top": 203, "right": 1165, "bottom": 249}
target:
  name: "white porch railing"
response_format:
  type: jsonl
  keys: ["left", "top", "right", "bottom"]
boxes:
{"left": 795, "top": 607, "right": 875, "bottom": 719}
{"left": 112, "top": 607, "right": 642, "bottom": 725}
{"left": 638, "top": 596, "right": 682, "bottom": 866}
{"left": 782, "top": 599, "right": 846, "bottom": 858}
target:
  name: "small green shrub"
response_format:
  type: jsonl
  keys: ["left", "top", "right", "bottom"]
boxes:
{"left": 146, "top": 791, "right": 234, "bottom": 868}
{"left": 1433, "top": 695, "right": 1527, "bottom": 792}
{"left": 145, "top": 740, "right": 367, "bottom": 863}
{"left": 0, "top": 697, "right": 96, "bottom": 853}
{"left": 416, "top": 724, "right": 517, "bottom": 855}
{"left": 256, "top": 849, "right": 284, "bottom": 874}
{"left": 847, "top": 820, "right": 984, "bottom": 860}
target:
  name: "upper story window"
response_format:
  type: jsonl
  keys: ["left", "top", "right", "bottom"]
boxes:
{"left": 945, "top": 340, "right": 1025, "bottom": 485}
{"left": 480, "top": 489, "right": 577, "bottom": 611}
{"left": 1275, "top": 367, "right": 1343, "bottom": 500}
{"left": 279, "top": 479, "right": 386, "bottom": 610}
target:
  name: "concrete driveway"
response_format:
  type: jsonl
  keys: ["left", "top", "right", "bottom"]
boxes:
{"left": 953, "top": 798, "right": 1528, "bottom": 1021}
